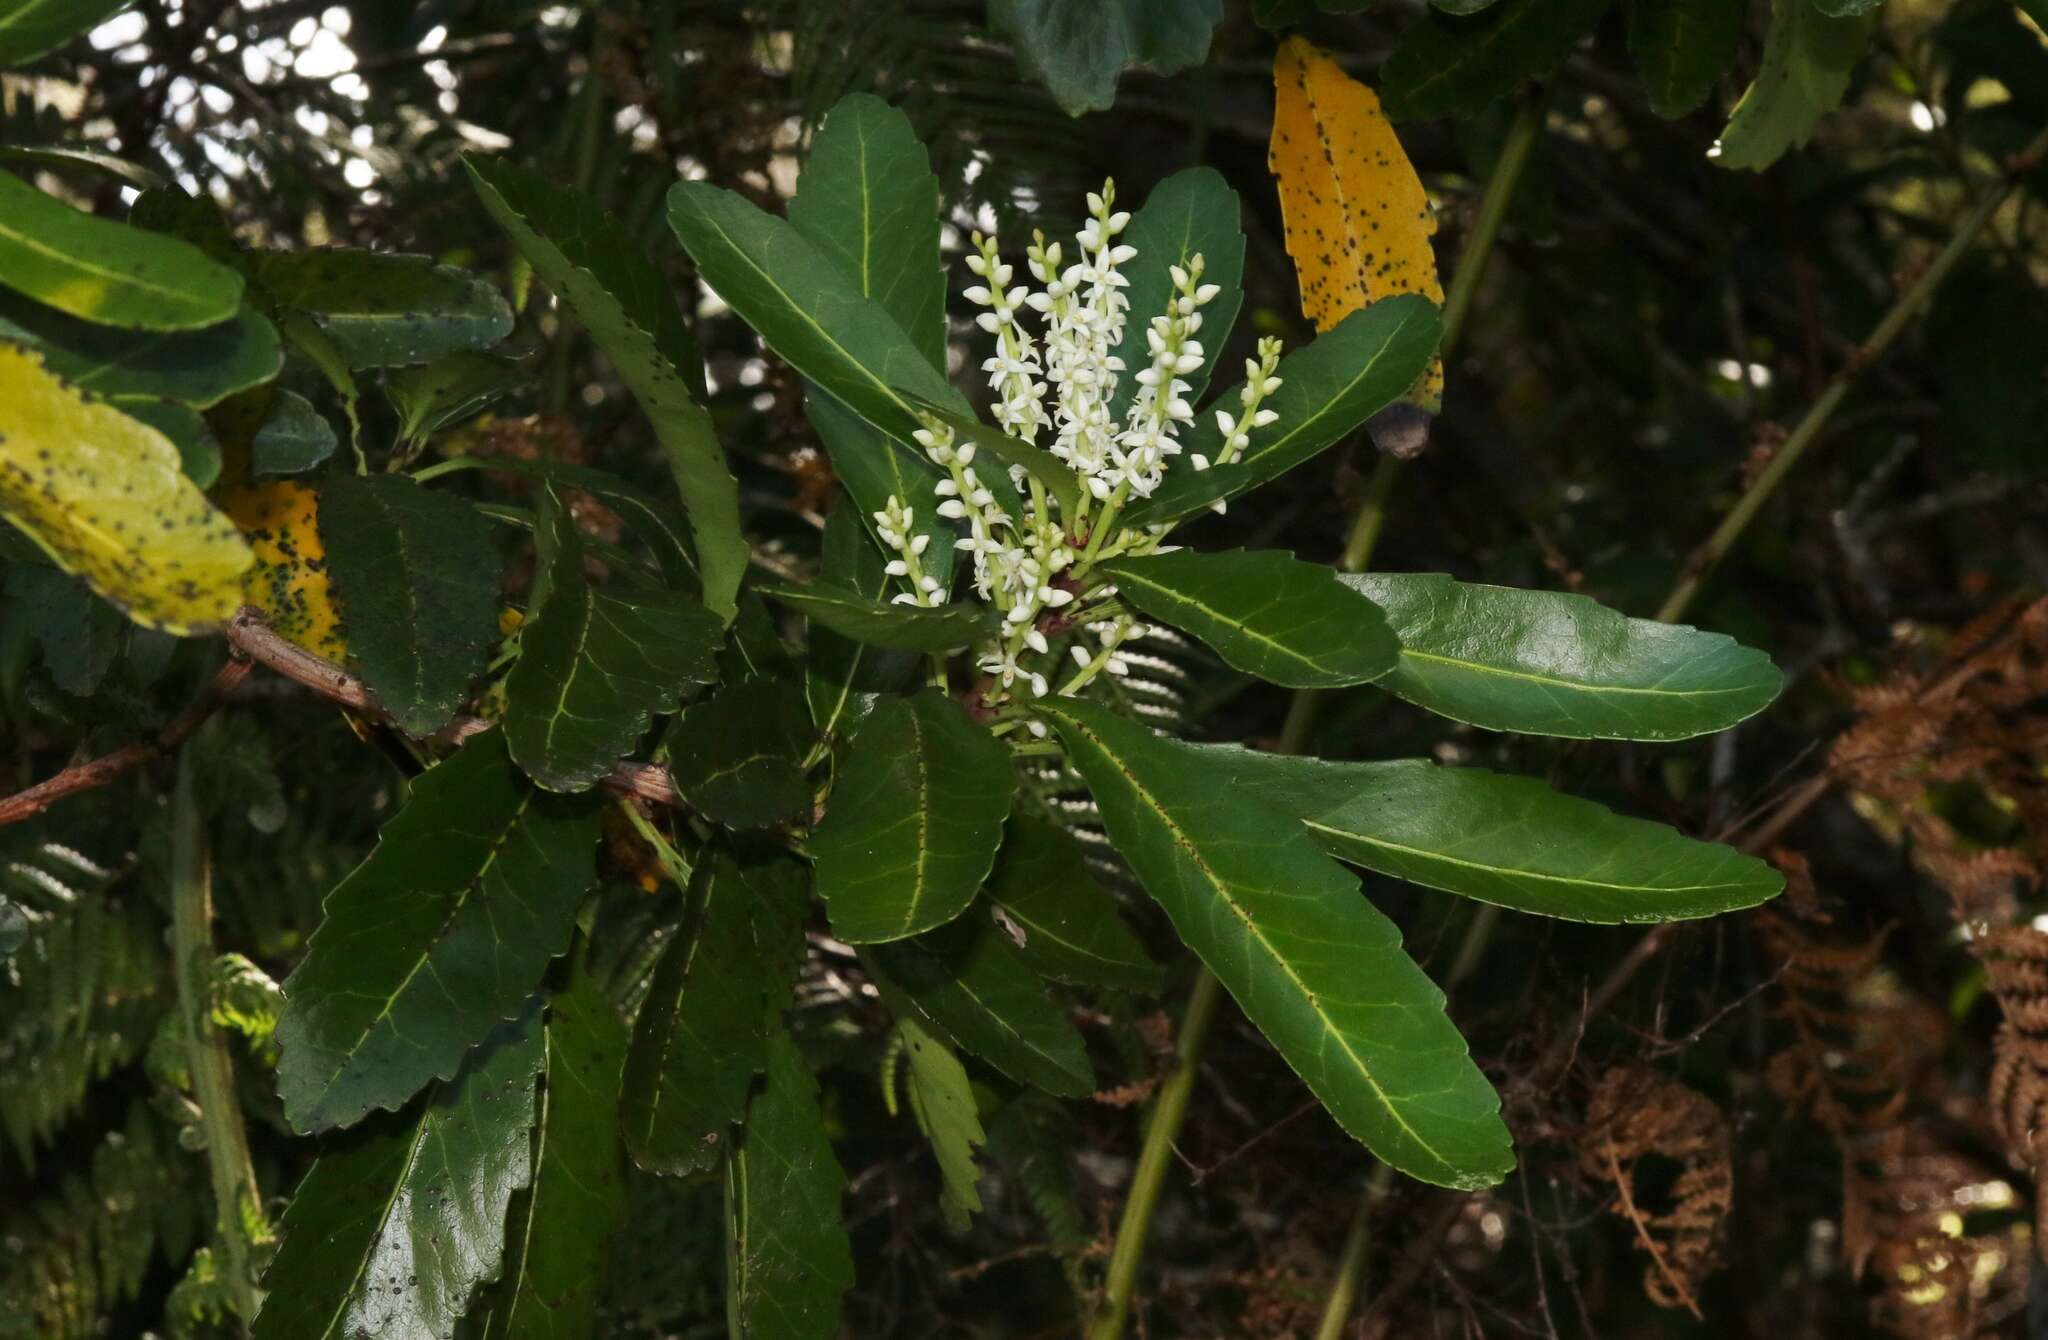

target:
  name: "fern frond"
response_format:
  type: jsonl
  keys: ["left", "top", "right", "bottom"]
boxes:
{"left": 0, "top": 1104, "right": 202, "bottom": 1340}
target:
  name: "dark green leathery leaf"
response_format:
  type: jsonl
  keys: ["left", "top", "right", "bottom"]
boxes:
{"left": 504, "top": 492, "right": 723, "bottom": 793}
{"left": 0, "top": 288, "right": 281, "bottom": 410}
{"left": 666, "top": 676, "right": 815, "bottom": 829}
{"left": 253, "top": 248, "right": 513, "bottom": 369}
{"left": 273, "top": 732, "right": 600, "bottom": 1133}
{"left": 987, "top": 815, "right": 1162, "bottom": 992}
{"left": 254, "top": 1004, "right": 544, "bottom": 1340}
{"left": 811, "top": 690, "right": 1017, "bottom": 944}
{"left": 317, "top": 472, "right": 501, "bottom": 736}
{"left": 1036, "top": 697, "right": 1513, "bottom": 1189}
{"left": 806, "top": 498, "right": 921, "bottom": 739}
{"left": 0, "top": 167, "right": 243, "bottom": 329}
{"left": 1098, "top": 549, "right": 1399, "bottom": 690}
{"left": 467, "top": 157, "right": 745, "bottom": 619}
{"left": 1106, "top": 167, "right": 1245, "bottom": 420}
{"left": 472, "top": 971, "right": 629, "bottom": 1340}
{"left": 621, "top": 852, "right": 806, "bottom": 1175}
{"left": 761, "top": 581, "right": 994, "bottom": 653}
{"left": 724, "top": 1025, "right": 855, "bottom": 1340}
{"left": 1194, "top": 745, "right": 1785, "bottom": 923}
{"left": 788, "top": 93, "right": 947, "bottom": 370}
{"left": 869, "top": 912, "right": 1095, "bottom": 1097}
{"left": 1124, "top": 296, "right": 1442, "bottom": 526}
{"left": 990, "top": 0, "right": 1225, "bottom": 115}
{"left": 1343, "top": 572, "right": 1782, "bottom": 740}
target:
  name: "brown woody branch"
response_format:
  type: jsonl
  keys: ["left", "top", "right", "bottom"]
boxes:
{"left": 0, "top": 656, "right": 254, "bottom": 826}
{"left": 220, "top": 608, "right": 683, "bottom": 807}
{"left": 0, "top": 608, "right": 685, "bottom": 829}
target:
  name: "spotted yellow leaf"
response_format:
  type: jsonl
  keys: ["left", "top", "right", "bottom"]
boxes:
{"left": 0, "top": 342, "right": 252, "bottom": 635}
{"left": 1270, "top": 37, "right": 1444, "bottom": 412}
{"left": 219, "top": 479, "right": 345, "bottom": 660}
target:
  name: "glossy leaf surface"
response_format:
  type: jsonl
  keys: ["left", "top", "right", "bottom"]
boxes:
{"left": 1107, "top": 167, "right": 1245, "bottom": 420}
{"left": 804, "top": 388, "right": 955, "bottom": 585}
{"left": 318, "top": 473, "right": 501, "bottom": 736}
{"left": 467, "top": 157, "right": 744, "bottom": 618}
{"left": 0, "top": 0, "right": 135, "bottom": 64}
{"left": 1344, "top": 572, "right": 1783, "bottom": 740}
{"left": 1124, "top": 295, "right": 1441, "bottom": 525}
{"left": 0, "top": 289, "right": 280, "bottom": 409}
{"left": 255, "top": 1009, "right": 543, "bottom": 1340}
{"left": 666, "top": 677, "right": 814, "bottom": 829}
{"left": 504, "top": 497, "right": 722, "bottom": 792}
{"left": 787, "top": 93, "right": 946, "bottom": 370}
{"left": 990, "top": 0, "right": 1225, "bottom": 115}
{"left": 870, "top": 913, "right": 1095, "bottom": 1098}
{"left": 474, "top": 974, "right": 628, "bottom": 1340}
{"left": 812, "top": 691, "right": 1017, "bottom": 943}
{"left": 1714, "top": 0, "right": 1874, "bottom": 171}
{"left": 1038, "top": 698, "right": 1512, "bottom": 1188}
{"left": 274, "top": 734, "right": 599, "bottom": 1133}
{"left": 987, "top": 816, "right": 1162, "bottom": 992}
{"left": 666, "top": 181, "right": 963, "bottom": 447}
{"left": 621, "top": 853, "right": 802, "bottom": 1175}
{"left": 246, "top": 388, "right": 338, "bottom": 475}
{"left": 253, "top": 249, "right": 513, "bottom": 369}
{"left": 762, "top": 581, "right": 994, "bottom": 652}
{"left": 725, "top": 1026, "right": 855, "bottom": 1340}
{"left": 1102, "top": 548, "right": 1399, "bottom": 689}
{"left": 0, "top": 168, "right": 241, "bottom": 329}
{"left": 805, "top": 499, "right": 920, "bottom": 740}
{"left": 1205, "top": 748, "right": 1785, "bottom": 923}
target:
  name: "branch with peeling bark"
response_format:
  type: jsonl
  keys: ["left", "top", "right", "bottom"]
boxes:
{"left": 0, "top": 607, "right": 682, "bottom": 827}
{"left": 219, "top": 608, "right": 683, "bottom": 805}
{"left": 0, "top": 657, "right": 255, "bottom": 826}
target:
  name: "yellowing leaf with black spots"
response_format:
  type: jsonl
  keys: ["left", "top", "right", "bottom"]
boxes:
{"left": 219, "top": 480, "right": 344, "bottom": 661}
{"left": 0, "top": 342, "right": 251, "bottom": 634}
{"left": 1270, "top": 37, "right": 1444, "bottom": 412}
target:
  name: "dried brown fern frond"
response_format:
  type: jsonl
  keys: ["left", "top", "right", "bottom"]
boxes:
{"left": 1862, "top": 1129, "right": 2028, "bottom": 1340}
{"left": 1758, "top": 854, "right": 2026, "bottom": 1336}
{"left": 1578, "top": 1066, "right": 1731, "bottom": 1318}
{"left": 1831, "top": 597, "right": 2048, "bottom": 923}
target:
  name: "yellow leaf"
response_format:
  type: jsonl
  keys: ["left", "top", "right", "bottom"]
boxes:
{"left": 0, "top": 343, "right": 253, "bottom": 635}
{"left": 219, "top": 480, "right": 346, "bottom": 661}
{"left": 1270, "top": 36, "right": 1444, "bottom": 410}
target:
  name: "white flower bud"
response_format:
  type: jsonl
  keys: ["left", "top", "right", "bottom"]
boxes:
{"left": 884, "top": 559, "right": 909, "bottom": 576}
{"left": 909, "top": 534, "right": 931, "bottom": 555}
{"left": 937, "top": 500, "right": 968, "bottom": 519}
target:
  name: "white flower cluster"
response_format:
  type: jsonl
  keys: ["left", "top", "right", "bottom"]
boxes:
{"left": 866, "top": 177, "right": 1288, "bottom": 708}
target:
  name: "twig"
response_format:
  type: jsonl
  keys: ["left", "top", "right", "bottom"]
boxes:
{"left": 0, "top": 656, "right": 253, "bottom": 826}
{"left": 222, "top": 608, "right": 686, "bottom": 807}
{"left": 1602, "top": 1141, "right": 1702, "bottom": 1319}
{"left": 1086, "top": 90, "right": 1552, "bottom": 1340}
{"left": 1657, "top": 118, "right": 2048, "bottom": 626}
{"left": 171, "top": 746, "right": 267, "bottom": 1332}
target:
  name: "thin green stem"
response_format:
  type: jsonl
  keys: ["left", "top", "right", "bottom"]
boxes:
{"left": 1313, "top": 1164, "right": 1397, "bottom": 1340}
{"left": 1088, "top": 91, "right": 1551, "bottom": 1340}
{"left": 1438, "top": 93, "right": 1545, "bottom": 356}
{"left": 1087, "top": 969, "right": 1222, "bottom": 1340}
{"left": 172, "top": 744, "right": 267, "bottom": 1333}
{"left": 1656, "top": 118, "right": 2048, "bottom": 626}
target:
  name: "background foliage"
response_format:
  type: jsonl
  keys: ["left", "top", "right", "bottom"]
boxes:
{"left": 3, "top": 0, "right": 2048, "bottom": 1336}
